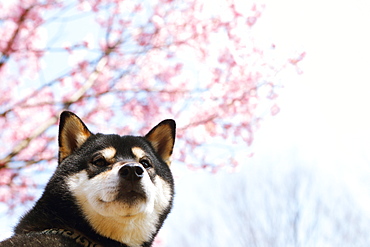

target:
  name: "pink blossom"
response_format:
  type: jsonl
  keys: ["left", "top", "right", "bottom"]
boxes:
{"left": 0, "top": 0, "right": 304, "bottom": 212}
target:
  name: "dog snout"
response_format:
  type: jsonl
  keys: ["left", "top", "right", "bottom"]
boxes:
{"left": 119, "top": 163, "right": 144, "bottom": 181}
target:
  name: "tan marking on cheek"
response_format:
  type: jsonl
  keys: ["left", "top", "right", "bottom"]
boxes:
{"left": 94, "top": 168, "right": 114, "bottom": 179}
{"left": 132, "top": 147, "right": 146, "bottom": 159}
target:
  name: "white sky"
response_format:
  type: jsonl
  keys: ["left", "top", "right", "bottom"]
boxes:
{"left": 251, "top": 0, "right": 370, "bottom": 210}
{"left": 266, "top": 0, "right": 370, "bottom": 138}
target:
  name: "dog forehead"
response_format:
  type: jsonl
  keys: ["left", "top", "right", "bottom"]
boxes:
{"left": 97, "top": 146, "right": 147, "bottom": 160}
{"left": 95, "top": 134, "right": 151, "bottom": 157}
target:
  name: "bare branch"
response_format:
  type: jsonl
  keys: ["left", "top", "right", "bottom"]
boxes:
{"left": 0, "top": 52, "right": 110, "bottom": 167}
{"left": 0, "top": 6, "right": 33, "bottom": 70}
{"left": 0, "top": 116, "right": 58, "bottom": 166}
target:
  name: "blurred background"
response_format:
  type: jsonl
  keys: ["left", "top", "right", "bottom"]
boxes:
{"left": 1, "top": 0, "right": 370, "bottom": 246}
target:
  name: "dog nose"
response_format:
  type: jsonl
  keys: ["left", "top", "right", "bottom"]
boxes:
{"left": 119, "top": 163, "right": 144, "bottom": 181}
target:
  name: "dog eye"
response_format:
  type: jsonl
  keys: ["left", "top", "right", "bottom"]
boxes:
{"left": 140, "top": 159, "right": 152, "bottom": 169}
{"left": 92, "top": 157, "right": 108, "bottom": 166}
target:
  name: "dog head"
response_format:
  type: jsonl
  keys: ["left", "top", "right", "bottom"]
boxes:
{"left": 57, "top": 111, "right": 175, "bottom": 246}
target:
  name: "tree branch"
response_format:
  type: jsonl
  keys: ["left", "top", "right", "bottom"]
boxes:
{"left": 0, "top": 6, "right": 33, "bottom": 70}
{"left": 0, "top": 117, "right": 58, "bottom": 166}
{"left": 0, "top": 53, "right": 110, "bottom": 167}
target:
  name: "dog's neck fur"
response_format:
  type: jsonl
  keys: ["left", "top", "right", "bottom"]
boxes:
{"left": 41, "top": 228, "right": 103, "bottom": 247}
{"left": 79, "top": 209, "right": 157, "bottom": 247}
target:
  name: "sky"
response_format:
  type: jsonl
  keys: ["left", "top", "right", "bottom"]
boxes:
{"left": 257, "top": 0, "right": 370, "bottom": 201}
{"left": 1, "top": 0, "right": 370, "bottom": 244}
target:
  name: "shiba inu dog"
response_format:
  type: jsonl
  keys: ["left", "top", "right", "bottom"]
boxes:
{"left": 0, "top": 111, "right": 176, "bottom": 247}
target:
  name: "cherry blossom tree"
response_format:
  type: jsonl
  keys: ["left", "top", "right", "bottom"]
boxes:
{"left": 0, "top": 0, "right": 303, "bottom": 208}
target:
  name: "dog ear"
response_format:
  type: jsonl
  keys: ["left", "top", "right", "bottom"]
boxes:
{"left": 58, "top": 111, "right": 92, "bottom": 163}
{"left": 145, "top": 119, "right": 176, "bottom": 166}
